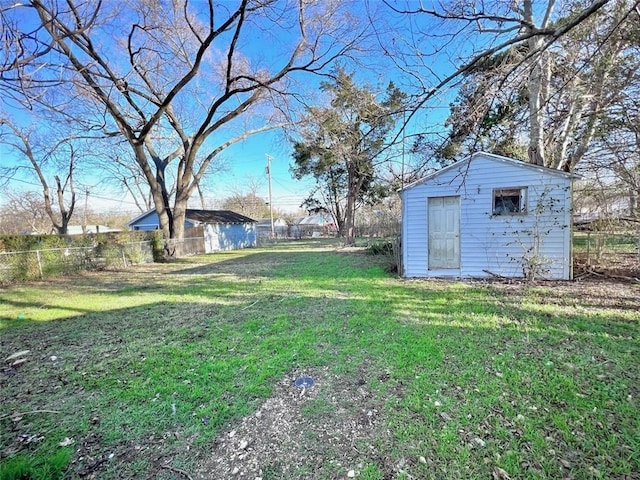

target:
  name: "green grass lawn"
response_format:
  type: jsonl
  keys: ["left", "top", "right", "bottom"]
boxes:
{"left": 1, "top": 240, "right": 638, "bottom": 479}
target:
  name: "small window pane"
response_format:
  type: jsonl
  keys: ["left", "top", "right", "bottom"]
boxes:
{"left": 493, "top": 188, "right": 526, "bottom": 214}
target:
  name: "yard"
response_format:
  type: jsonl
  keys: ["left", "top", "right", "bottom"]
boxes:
{"left": 1, "top": 239, "right": 638, "bottom": 480}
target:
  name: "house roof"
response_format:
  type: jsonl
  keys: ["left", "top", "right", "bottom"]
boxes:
{"left": 65, "top": 225, "right": 122, "bottom": 235}
{"left": 294, "top": 214, "right": 334, "bottom": 226}
{"left": 125, "top": 209, "right": 161, "bottom": 227}
{"left": 185, "top": 209, "right": 256, "bottom": 224}
{"left": 126, "top": 209, "right": 255, "bottom": 227}
{"left": 401, "top": 151, "right": 575, "bottom": 192}
{"left": 255, "top": 218, "right": 287, "bottom": 227}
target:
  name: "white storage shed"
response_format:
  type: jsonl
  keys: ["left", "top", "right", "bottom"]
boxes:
{"left": 400, "top": 152, "right": 574, "bottom": 280}
{"left": 126, "top": 209, "right": 256, "bottom": 253}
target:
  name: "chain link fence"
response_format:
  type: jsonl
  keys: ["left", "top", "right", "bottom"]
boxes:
{"left": 573, "top": 231, "right": 639, "bottom": 264}
{"left": 0, "top": 241, "right": 153, "bottom": 284}
{"left": 573, "top": 231, "right": 639, "bottom": 279}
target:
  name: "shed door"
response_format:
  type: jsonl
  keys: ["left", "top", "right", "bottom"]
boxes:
{"left": 428, "top": 196, "right": 460, "bottom": 269}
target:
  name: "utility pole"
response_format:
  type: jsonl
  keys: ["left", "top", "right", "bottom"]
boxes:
{"left": 265, "top": 154, "right": 275, "bottom": 237}
{"left": 83, "top": 188, "right": 89, "bottom": 234}
{"left": 401, "top": 109, "right": 406, "bottom": 191}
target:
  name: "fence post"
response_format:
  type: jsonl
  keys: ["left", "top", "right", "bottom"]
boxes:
{"left": 36, "top": 250, "right": 43, "bottom": 279}
{"left": 586, "top": 231, "right": 591, "bottom": 266}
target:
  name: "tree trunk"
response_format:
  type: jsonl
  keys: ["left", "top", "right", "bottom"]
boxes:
{"left": 344, "top": 193, "right": 356, "bottom": 246}
{"left": 524, "top": 0, "right": 548, "bottom": 166}
{"left": 54, "top": 174, "right": 75, "bottom": 235}
{"left": 172, "top": 196, "right": 189, "bottom": 250}
{"left": 343, "top": 164, "right": 360, "bottom": 246}
{"left": 136, "top": 143, "right": 173, "bottom": 241}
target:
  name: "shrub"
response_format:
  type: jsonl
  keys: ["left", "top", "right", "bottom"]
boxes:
{"left": 365, "top": 239, "right": 401, "bottom": 274}
{"left": 365, "top": 240, "right": 395, "bottom": 256}
{"left": 150, "top": 230, "right": 165, "bottom": 262}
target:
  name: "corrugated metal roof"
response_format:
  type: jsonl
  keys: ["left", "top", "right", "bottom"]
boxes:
{"left": 294, "top": 214, "right": 333, "bottom": 226}
{"left": 185, "top": 209, "right": 256, "bottom": 224}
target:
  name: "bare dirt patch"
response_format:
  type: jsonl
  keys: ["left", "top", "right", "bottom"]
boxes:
{"left": 497, "top": 277, "right": 637, "bottom": 311}
{"left": 574, "top": 253, "right": 640, "bottom": 283}
{"left": 193, "top": 366, "right": 392, "bottom": 480}
{"left": 454, "top": 254, "right": 640, "bottom": 311}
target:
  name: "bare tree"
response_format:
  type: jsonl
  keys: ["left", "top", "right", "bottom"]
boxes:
{"left": 93, "top": 146, "right": 157, "bottom": 214}
{"left": 377, "top": 0, "right": 632, "bottom": 171}
{"left": 105, "top": 154, "right": 154, "bottom": 214}
{"left": 578, "top": 80, "right": 640, "bottom": 218}
{"left": 0, "top": 191, "right": 52, "bottom": 234}
{"left": 222, "top": 193, "right": 270, "bottom": 219}
{"left": 3, "top": 0, "right": 369, "bottom": 245}
{"left": 428, "top": 0, "right": 639, "bottom": 169}
{"left": 0, "top": 117, "right": 79, "bottom": 234}
{"left": 221, "top": 176, "right": 269, "bottom": 219}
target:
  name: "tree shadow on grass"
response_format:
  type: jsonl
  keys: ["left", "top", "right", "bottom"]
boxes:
{"left": 2, "top": 291, "right": 638, "bottom": 478}
{"left": 1, "top": 247, "right": 638, "bottom": 479}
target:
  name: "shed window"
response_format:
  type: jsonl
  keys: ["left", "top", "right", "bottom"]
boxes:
{"left": 493, "top": 187, "right": 527, "bottom": 215}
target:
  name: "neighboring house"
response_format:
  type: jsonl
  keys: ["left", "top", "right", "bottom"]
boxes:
{"left": 291, "top": 214, "right": 337, "bottom": 238}
{"left": 126, "top": 209, "right": 256, "bottom": 253}
{"left": 64, "top": 225, "right": 122, "bottom": 235}
{"left": 573, "top": 191, "right": 636, "bottom": 230}
{"left": 400, "top": 152, "right": 574, "bottom": 280}
{"left": 255, "top": 218, "right": 288, "bottom": 238}
{"left": 21, "top": 225, "right": 120, "bottom": 235}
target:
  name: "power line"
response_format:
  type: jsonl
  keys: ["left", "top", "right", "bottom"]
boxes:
{"left": 3, "top": 176, "right": 143, "bottom": 208}
{"left": 3, "top": 175, "right": 309, "bottom": 209}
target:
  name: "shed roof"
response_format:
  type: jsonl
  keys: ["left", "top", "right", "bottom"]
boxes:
{"left": 126, "top": 208, "right": 255, "bottom": 227}
{"left": 185, "top": 209, "right": 256, "bottom": 224}
{"left": 401, "top": 151, "right": 575, "bottom": 192}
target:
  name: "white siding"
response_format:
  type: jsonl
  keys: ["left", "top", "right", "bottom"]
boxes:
{"left": 401, "top": 153, "right": 572, "bottom": 280}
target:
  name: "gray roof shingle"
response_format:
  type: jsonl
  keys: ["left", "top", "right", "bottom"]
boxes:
{"left": 185, "top": 209, "right": 256, "bottom": 224}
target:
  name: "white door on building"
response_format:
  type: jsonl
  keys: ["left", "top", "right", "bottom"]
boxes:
{"left": 428, "top": 196, "right": 460, "bottom": 269}
{"left": 205, "top": 224, "right": 219, "bottom": 253}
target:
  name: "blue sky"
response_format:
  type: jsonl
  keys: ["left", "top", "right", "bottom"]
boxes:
{"left": 0, "top": 0, "right": 606, "bottom": 219}
{"left": 0, "top": 131, "right": 315, "bottom": 213}
{"left": 0, "top": 0, "right": 471, "bottom": 215}
{"left": 210, "top": 131, "right": 317, "bottom": 213}
{"left": 0, "top": 116, "right": 437, "bottom": 216}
